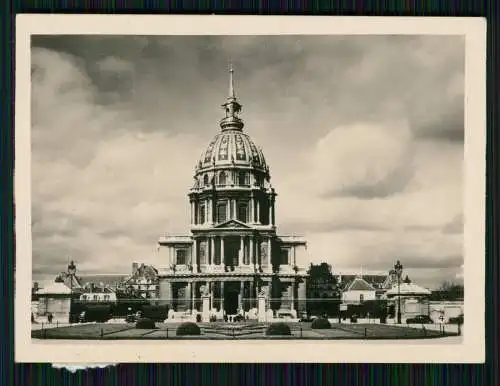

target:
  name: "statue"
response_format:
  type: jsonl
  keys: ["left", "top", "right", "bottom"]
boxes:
{"left": 200, "top": 285, "right": 210, "bottom": 296}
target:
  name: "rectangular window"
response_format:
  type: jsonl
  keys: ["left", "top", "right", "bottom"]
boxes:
{"left": 199, "top": 204, "right": 205, "bottom": 224}
{"left": 237, "top": 203, "right": 248, "bottom": 223}
{"left": 176, "top": 249, "right": 187, "bottom": 265}
{"left": 280, "top": 249, "right": 289, "bottom": 265}
{"left": 217, "top": 203, "right": 227, "bottom": 223}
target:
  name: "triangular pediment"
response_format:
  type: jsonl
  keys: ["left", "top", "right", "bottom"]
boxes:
{"left": 214, "top": 219, "right": 251, "bottom": 229}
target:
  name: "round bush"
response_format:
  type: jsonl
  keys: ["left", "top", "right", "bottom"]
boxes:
{"left": 311, "top": 317, "right": 331, "bottom": 329}
{"left": 135, "top": 317, "right": 156, "bottom": 329}
{"left": 176, "top": 322, "right": 201, "bottom": 336}
{"left": 265, "top": 322, "right": 291, "bottom": 336}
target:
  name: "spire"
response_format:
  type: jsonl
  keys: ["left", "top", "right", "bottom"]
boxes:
{"left": 229, "top": 64, "right": 235, "bottom": 99}
{"left": 220, "top": 64, "right": 244, "bottom": 131}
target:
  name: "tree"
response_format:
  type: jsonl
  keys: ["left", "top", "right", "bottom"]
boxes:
{"left": 269, "top": 274, "right": 282, "bottom": 317}
{"left": 306, "top": 262, "right": 339, "bottom": 317}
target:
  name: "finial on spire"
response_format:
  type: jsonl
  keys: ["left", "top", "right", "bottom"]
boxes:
{"left": 229, "top": 64, "right": 235, "bottom": 99}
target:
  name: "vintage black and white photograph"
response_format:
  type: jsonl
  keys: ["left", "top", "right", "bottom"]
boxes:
{"left": 15, "top": 15, "right": 486, "bottom": 363}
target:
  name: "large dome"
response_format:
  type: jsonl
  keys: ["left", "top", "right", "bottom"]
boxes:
{"left": 196, "top": 129, "right": 268, "bottom": 173}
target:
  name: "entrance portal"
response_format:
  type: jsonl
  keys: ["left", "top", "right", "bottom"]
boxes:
{"left": 225, "top": 290, "right": 239, "bottom": 315}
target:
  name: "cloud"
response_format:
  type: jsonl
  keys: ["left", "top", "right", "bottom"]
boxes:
{"left": 29, "top": 35, "right": 464, "bottom": 288}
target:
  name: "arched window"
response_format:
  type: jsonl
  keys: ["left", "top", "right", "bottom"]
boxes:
{"left": 238, "top": 171, "right": 247, "bottom": 186}
{"left": 219, "top": 171, "right": 227, "bottom": 186}
{"left": 203, "top": 174, "right": 209, "bottom": 186}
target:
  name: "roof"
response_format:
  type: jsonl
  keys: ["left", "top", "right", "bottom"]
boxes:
{"left": 37, "top": 282, "right": 72, "bottom": 295}
{"left": 339, "top": 274, "right": 389, "bottom": 291}
{"left": 195, "top": 131, "right": 268, "bottom": 176}
{"left": 385, "top": 282, "right": 431, "bottom": 296}
{"left": 345, "top": 277, "right": 375, "bottom": 292}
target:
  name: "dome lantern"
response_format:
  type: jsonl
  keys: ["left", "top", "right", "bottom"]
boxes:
{"left": 220, "top": 65, "right": 244, "bottom": 131}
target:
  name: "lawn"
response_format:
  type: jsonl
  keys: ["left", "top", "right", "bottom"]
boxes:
{"left": 31, "top": 322, "right": 456, "bottom": 340}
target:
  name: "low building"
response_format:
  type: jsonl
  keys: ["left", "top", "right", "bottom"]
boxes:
{"left": 341, "top": 276, "right": 377, "bottom": 305}
{"left": 34, "top": 281, "right": 74, "bottom": 324}
{"left": 79, "top": 283, "right": 117, "bottom": 303}
{"left": 384, "top": 280, "right": 432, "bottom": 320}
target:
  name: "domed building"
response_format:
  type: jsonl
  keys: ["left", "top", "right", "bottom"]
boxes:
{"left": 156, "top": 67, "right": 308, "bottom": 320}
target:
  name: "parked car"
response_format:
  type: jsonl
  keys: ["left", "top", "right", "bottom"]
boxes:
{"left": 406, "top": 315, "right": 433, "bottom": 324}
{"left": 448, "top": 314, "right": 464, "bottom": 324}
{"left": 299, "top": 314, "right": 317, "bottom": 322}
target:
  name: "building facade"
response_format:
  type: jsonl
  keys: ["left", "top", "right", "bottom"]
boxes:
{"left": 156, "top": 68, "right": 308, "bottom": 319}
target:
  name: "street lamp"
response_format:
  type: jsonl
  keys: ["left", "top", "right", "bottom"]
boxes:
{"left": 394, "top": 260, "right": 403, "bottom": 324}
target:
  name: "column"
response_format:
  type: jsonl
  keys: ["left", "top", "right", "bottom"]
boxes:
{"left": 227, "top": 198, "right": 231, "bottom": 220}
{"left": 249, "top": 236, "right": 254, "bottom": 266}
{"left": 268, "top": 198, "right": 273, "bottom": 226}
{"left": 220, "top": 281, "right": 225, "bottom": 314}
{"left": 208, "top": 281, "right": 213, "bottom": 310}
{"left": 239, "top": 281, "right": 244, "bottom": 312}
{"left": 298, "top": 280, "right": 307, "bottom": 314}
{"left": 250, "top": 280, "right": 255, "bottom": 308}
{"left": 205, "top": 200, "right": 209, "bottom": 224}
{"left": 287, "top": 282, "right": 293, "bottom": 310}
{"left": 168, "top": 247, "right": 173, "bottom": 266}
{"left": 290, "top": 281, "right": 295, "bottom": 311}
{"left": 239, "top": 236, "right": 244, "bottom": 266}
{"left": 232, "top": 199, "right": 237, "bottom": 220}
{"left": 256, "top": 201, "right": 260, "bottom": 223}
{"left": 210, "top": 237, "right": 215, "bottom": 267}
{"left": 191, "top": 282, "right": 196, "bottom": 313}
{"left": 186, "top": 282, "right": 192, "bottom": 311}
{"left": 249, "top": 195, "right": 254, "bottom": 223}
{"left": 190, "top": 202, "right": 194, "bottom": 224}
{"left": 220, "top": 236, "right": 225, "bottom": 268}
{"left": 207, "top": 199, "right": 212, "bottom": 224}
{"left": 266, "top": 237, "right": 272, "bottom": 267}
{"left": 293, "top": 246, "right": 297, "bottom": 266}
{"left": 271, "top": 200, "right": 276, "bottom": 226}
{"left": 192, "top": 239, "right": 198, "bottom": 271}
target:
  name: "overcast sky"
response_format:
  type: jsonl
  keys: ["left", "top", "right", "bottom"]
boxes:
{"left": 30, "top": 35, "right": 464, "bottom": 288}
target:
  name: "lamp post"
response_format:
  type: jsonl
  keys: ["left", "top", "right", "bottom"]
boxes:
{"left": 394, "top": 260, "right": 403, "bottom": 324}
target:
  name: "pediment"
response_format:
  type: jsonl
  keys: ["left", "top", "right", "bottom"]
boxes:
{"left": 214, "top": 219, "right": 251, "bottom": 229}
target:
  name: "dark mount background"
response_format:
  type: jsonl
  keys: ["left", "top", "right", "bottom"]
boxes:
{"left": 2, "top": 2, "right": 497, "bottom": 386}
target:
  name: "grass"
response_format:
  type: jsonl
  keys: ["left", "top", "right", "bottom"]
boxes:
{"left": 31, "top": 322, "right": 457, "bottom": 340}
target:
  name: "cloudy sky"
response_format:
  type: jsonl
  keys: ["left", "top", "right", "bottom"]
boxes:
{"left": 30, "top": 35, "right": 464, "bottom": 288}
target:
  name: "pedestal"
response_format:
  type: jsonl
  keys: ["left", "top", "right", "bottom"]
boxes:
{"left": 202, "top": 295, "right": 210, "bottom": 322}
{"left": 258, "top": 295, "right": 267, "bottom": 322}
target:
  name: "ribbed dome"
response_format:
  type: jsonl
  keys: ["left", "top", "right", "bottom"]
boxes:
{"left": 196, "top": 129, "right": 268, "bottom": 173}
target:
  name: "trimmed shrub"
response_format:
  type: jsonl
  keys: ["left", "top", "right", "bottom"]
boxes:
{"left": 265, "top": 322, "right": 292, "bottom": 336}
{"left": 311, "top": 317, "right": 331, "bottom": 329}
{"left": 176, "top": 322, "right": 201, "bottom": 336}
{"left": 350, "top": 314, "right": 358, "bottom": 323}
{"left": 196, "top": 314, "right": 202, "bottom": 323}
{"left": 135, "top": 317, "right": 156, "bottom": 329}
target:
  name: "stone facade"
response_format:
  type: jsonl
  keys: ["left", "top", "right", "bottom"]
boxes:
{"left": 156, "top": 68, "right": 308, "bottom": 319}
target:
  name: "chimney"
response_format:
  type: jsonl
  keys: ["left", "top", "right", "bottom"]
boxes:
{"left": 132, "top": 262, "right": 139, "bottom": 273}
